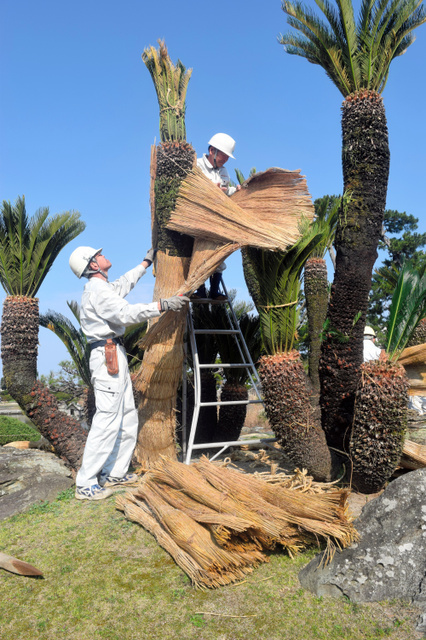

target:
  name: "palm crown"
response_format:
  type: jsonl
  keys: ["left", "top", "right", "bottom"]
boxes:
{"left": 280, "top": 0, "right": 426, "bottom": 96}
{"left": 0, "top": 196, "right": 85, "bottom": 297}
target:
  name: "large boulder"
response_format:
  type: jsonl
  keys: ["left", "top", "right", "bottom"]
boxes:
{"left": 299, "top": 468, "right": 426, "bottom": 633}
{"left": 0, "top": 447, "right": 73, "bottom": 520}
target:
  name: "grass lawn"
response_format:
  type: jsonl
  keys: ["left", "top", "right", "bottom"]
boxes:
{"left": 0, "top": 488, "right": 422, "bottom": 640}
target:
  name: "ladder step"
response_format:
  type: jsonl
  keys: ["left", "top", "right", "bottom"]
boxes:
{"left": 194, "top": 329, "right": 239, "bottom": 335}
{"left": 200, "top": 399, "right": 263, "bottom": 407}
{"left": 199, "top": 363, "right": 253, "bottom": 369}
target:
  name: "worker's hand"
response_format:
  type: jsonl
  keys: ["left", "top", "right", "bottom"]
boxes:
{"left": 143, "top": 248, "right": 157, "bottom": 266}
{"left": 160, "top": 295, "right": 190, "bottom": 312}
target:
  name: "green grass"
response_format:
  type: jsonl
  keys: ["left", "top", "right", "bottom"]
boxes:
{"left": 0, "top": 488, "right": 422, "bottom": 640}
{"left": 0, "top": 415, "right": 40, "bottom": 444}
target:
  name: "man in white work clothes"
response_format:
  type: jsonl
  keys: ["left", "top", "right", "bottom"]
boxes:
{"left": 69, "top": 246, "right": 189, "bottom": 500}
{"left": 195, "top": 133, "right": 241, "bottom": 300}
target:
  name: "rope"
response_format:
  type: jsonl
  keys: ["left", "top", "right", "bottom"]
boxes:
{"left": 258, "top": 300, "right": 298, "bottom": 310}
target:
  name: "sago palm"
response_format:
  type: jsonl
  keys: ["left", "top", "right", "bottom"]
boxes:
{"left": 244, "top": 224, "right": 334, "bottom": 480}
{"left": 303, "top": 195, "right": 339, "bottom": 390}
{"left": 134, "top": 41, "right": 194, "bottom": 466}
{"left": 349, "top": 261, "right": 425, "bottom": 492}
{"left": 280, "top": 0, "right": 426, "bottom": 452}
{"left": 0, "top": 195, "right": 87, "bottom": 468}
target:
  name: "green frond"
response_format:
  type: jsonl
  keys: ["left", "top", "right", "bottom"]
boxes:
{"left": 0, "top": 197, "right": 85, "bottom": 297}
{"left": 386, "top": 261, "right": 426, "bottom": 360}
{"left": 281, "top": 0, "right": 426, "bottom": 95}
{"left": 40, "top": 309, "right": 91, "bottom": 387}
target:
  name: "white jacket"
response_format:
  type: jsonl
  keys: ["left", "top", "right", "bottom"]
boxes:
{"left": 363, "top": 338, "right": 382, "bottom": 362}
{"left": 80, "top": 264, "right": 160, "bottom": 343}
{"left": 197, "top": 154, "right": 237, "bottom": 196}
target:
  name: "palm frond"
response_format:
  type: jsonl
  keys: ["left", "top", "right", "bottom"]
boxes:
{"left": 0, "top": 196, "right": 85, "bottom": 296}
{"left": 281, "top": 0, "right": 426, "bottom": 95}
{"left": 386, "top": 261, "right": 426, "bottom": 360}
{"left": 39, "top": 308, "right": 91, "bottom": 387}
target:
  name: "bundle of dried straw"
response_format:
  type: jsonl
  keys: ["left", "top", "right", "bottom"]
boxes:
{"left": 116, "top": 456, "right": 358, "bottom": 589}
{"left": 140, "top": 167, "right": 314, "bottom": 350}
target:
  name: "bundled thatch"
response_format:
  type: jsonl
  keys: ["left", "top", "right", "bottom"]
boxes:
{"left": 117, "top": 456, "right": 357, "bottom": 589}
{"left": 140, "top": 167, "right": 314, "bottom": 351}
{"left": 167, "top": 168, "right": 313, "bottom": 249}
{"left": 398, "top": 342, "right": 426, "bottom": 367}
{"left": 400, "top": 439, "right": 426, "bottom": 470}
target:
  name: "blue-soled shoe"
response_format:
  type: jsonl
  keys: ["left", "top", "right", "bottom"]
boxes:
{"left": 99, "top": 473, "right": 140, "bottom": 488}
{"left": 75, "top": 484, "right": 113, "bottom": 501}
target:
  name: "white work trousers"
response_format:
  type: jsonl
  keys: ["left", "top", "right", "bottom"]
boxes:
{"left": 76, "top": 344, "right": 138, "bottom": 487}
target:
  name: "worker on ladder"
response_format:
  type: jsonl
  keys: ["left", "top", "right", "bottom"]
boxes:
{"left": 193, "top": 133, "right": 241, "bottom": 301}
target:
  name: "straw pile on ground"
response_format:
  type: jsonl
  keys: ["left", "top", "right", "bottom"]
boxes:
{"left": 116, "top": 456, "right": 358, "bottom": 590}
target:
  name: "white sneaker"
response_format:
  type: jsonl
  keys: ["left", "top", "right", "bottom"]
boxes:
{"left": 99, "top": 473, "right": 139, "bottom": 488}
{"left": 75, "top": 484, "right": 113, "bottom": 501}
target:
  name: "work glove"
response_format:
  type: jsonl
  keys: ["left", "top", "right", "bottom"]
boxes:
{"left": 144, "top": 248, "right": 157, "bottom": 265}
{"left": 160, "top": 295, "right": 190, "bottom": 312}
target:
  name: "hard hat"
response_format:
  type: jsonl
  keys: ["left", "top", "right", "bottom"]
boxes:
{"left": 69, "top": 246, "right": 102, "bottom": 278}
{"left": 364, "top": 326, "right": 376, "bottom": 338}
{"left": 208, "top": 133, "right": 236, "bottom": 159}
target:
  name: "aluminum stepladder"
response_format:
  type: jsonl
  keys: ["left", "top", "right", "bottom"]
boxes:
{"left": 181, "top": 277, "right": 274, "bottom": 464}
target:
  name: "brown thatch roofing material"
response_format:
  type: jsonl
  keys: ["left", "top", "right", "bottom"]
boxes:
{"left": 141, "top": 167, "right": 314, "bottom": 350}
{"left": 398, "top": 342, "right": 426, "bottom": 366}
{"left": 117, "top": 457, "right": 358, "bottom": 589}
{"left": 400, "top": 439, "right": 426, "bottom": 470}
{"left": 166, "top": 167, "right": 314, "bottom": 250}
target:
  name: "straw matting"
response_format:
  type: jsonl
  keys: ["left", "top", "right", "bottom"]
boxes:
{"left": 117, "top": 456, "right": 358, "bottom": 589}
{"left": 166, "top": 167, "right": 314, "bottom": 250}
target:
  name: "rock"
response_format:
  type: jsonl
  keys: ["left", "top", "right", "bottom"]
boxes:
{"left": 299, "top": 468, "right": 426, "bottom": 632}
{"left": 0, "top": 447, "right": 73, "bottom": 520}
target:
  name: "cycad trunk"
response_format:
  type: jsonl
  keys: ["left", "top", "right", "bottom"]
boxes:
{"left": 259, "top": 350, "right": 333, "bottom": 481}
{"left": 1, "top": 296, "right": 87, "bottom": 469}
{"left": 304, "top": 257, "right": 328, "bottom": 391}
{"left": 349, "top": 359, "right": 409, "bottom": 494}
{"left": 134, "top": 142, "right": 195, "bottom": 467}
{"left": 216, "top": 381, "right": 248, "bottom": 442}
{"left": 319, "top": 91, "right": 390, "bottom": 452}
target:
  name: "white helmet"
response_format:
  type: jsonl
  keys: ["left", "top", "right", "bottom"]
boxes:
{"left": 208, "top": 133, "right": 236, "bottom": 159}
{"left": 364, "top": 326, "right": 376, "bottom": 339}
{"left": 69, "top": 246, "right": 102, "bottom": 278}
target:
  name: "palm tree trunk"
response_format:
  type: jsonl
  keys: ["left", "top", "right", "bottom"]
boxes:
{"left": 259, "top": 350, "right": 333, "bottom": 481}
{"left": 304, "top": 257, "right": 328, "bottom": 391}
{"left": 319, "top": 90, "right": 390, "bottom": 452}
{"left": 1, "top": 296, "right": 87, "bottom": 469}
{"left": 349, "top": 359, "right": 409, "bottom": 494}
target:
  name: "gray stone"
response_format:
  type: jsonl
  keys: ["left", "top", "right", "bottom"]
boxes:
{"left": 299, "top": 468, "right": 426, "bottom": 604}
{"left": 0, "top": 447, "right": 73, "bottom": 520}
{"left": 299, "top": 468, "right": 426, "bottom": 633}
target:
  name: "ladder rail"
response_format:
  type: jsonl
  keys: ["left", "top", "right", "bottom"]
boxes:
{"left": 183, "top": 275, "right": 269, "bottom": 465}
{"left": 220, "top": 278, "right": 262, "bottom": 401}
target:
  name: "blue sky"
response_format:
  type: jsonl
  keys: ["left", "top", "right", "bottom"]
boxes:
{"left": 1, "top": 0, "right": 425, "bottom": 376}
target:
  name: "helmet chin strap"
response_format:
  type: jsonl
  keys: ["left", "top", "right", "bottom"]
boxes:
{"left": 85, "top": 256, "right": 108, "bottom": 280}
{"left": 212, "top": 148, "right": 218, "bottom": 169}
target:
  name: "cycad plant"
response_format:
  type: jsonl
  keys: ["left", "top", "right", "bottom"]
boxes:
{"left": 134, "top": 41, "right": 195, "bottom": 466}
{"left": 303, "top": 195, "right": 339, "bottom": 390}
{"left": 0, "top": 196, "right": 87, "bottom": 468}
{"left": 349, "top": 261, "right": 426, "bottom": 493}
{"left": 280, "top": 0, "right": 426, "bottom": 453}
{"left": 244, "top": 223, "right": 334, "bottom": 480}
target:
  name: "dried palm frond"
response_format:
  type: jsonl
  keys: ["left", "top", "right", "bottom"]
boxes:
{"left": 167, "top": 168, "right": 313, "bottom": 250}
